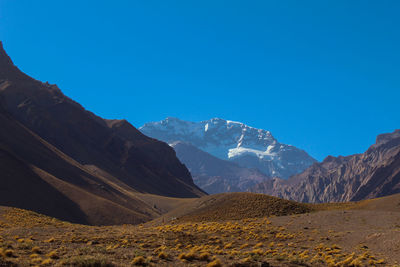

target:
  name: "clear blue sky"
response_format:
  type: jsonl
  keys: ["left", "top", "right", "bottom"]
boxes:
{"left": 1, "top": 1, "right": 399, "bottom": 161}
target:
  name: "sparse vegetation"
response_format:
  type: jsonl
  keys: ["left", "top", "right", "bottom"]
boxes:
{"left": 0, "top": 194, "right": 398, "bottom": 266}
{"left": 131, "top": 256, "right": 146, "bottom": 266}
{"left": 61, "top": 255, "right": 114, "bottom": 266}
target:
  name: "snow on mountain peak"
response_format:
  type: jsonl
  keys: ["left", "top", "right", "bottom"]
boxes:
{"left": 140, "top": 117, "right": 316, "bottom": 178}
{"left": 141, "top": 117, "right": 276, "bottom": 149}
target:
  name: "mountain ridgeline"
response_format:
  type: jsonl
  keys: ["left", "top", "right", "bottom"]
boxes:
{"left": 1, "top": 38, "right": 399, "bottom": 227}
{"left": 141, "top": 119, "right": 400, "bottom": 202}
{"left": 140, "top": 117, "right": 316, "bottom": 193}
{"left": 252, "top": 130, "right": 400, "bottom": 202}
{"left": 0, "top": 41, "right": 204, "bottom": 225}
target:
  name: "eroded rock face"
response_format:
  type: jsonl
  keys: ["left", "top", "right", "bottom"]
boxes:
{"left": 252, "top": 130, "right": 400, "bottom": 202}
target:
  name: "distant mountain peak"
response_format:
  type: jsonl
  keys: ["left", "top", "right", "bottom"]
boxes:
{"left": 165, "top": 116, "right": 183, "bottom": 122}
{"left": 0, "top": 41, "right": 5, "bottom": 53}
{"left": 375, "top": 129, "right": 400, "bottom": 147}
{"left": 140, "top": 117, "right": 316, "bottom": 179}
{"left": 0, "top": 41, "right": 14, "bottom": 66}
{"left": 0, "top": 41, "right": 36, "bottom": 83}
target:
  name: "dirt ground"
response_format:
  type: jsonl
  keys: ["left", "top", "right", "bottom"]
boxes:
{"left": 1, "top": 202, "right": 400, "bottom": 266}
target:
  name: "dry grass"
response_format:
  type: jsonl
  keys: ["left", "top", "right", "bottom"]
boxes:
{"left": 0, "top": 194, "right": 398, "bottom": 266}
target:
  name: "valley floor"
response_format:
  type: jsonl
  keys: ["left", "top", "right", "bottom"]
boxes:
{"left": 1, "top": 194, "right": 400, "bottom": 266}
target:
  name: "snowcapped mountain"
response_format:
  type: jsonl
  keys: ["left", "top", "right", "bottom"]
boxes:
{"left": 140, "top": 117, "right": 316, "bottom": 179}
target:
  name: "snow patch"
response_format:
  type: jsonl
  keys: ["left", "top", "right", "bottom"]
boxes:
{"left": 228, "top": 146, "right": 277, "bottom": 160}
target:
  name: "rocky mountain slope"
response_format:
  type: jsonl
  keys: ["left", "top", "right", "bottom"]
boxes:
{"left": 140, "top": 117, "right": 316, "bottom": 179}
{"left": 0, "top": 41, "right": 204, "bottom": 225}
{"left": 171, "top": 141, "right": 271, "bottom": 194}
{"left": 252, "top": 129, "right": 400, "bottom": 202}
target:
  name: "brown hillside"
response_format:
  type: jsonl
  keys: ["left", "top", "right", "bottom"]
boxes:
{"left": 155, "top": 192, "right": 313, "bottom": 223}
{"left": 0, "top": 41, "right": 204, "bottom": 225}
{"left": 0, "top": 105, "right": 164, "bottom": 225}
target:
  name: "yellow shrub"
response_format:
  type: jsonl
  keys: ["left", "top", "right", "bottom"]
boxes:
{"left": 241, "top": 257, "right": 252, "bottom": 263}
{"left": 31, "top": 257, "right": 42, "bottom": 264}
{"left": 251, "top": 249, "right": 263, "bottom": 255}
{"left": 178, "top": 251, "right": 197, "bottom": 261}
{"left": 41, "top": 258, "right": 53, "bottom": 265}
{"left": 3, "top": 249, "right": 14, "bottom": 258}
{"left": 254, "top": 242, "right": 263, "bottom": 248}
{"left": 240, "top": 243, "right": 249, "bottom": 249}
{"left": 47, "top": 250, "right": 59, "bottom": 259}
{"left": 215, "top": 249, "right": 224, "bottom": 255}
{"left": 349, "top": 258, "right": 363, "bottom": 267}
{"left": 224, "top": 242, "right": 233, "bottom": 249}
{"left": 157, "top": 251, "right": 168, "bottom": 259}
{"left": 199, "top": 252, "right": 210, "bottom": 261}
{"left": 206, "top": 259, "right": 222, "bottom": 267}
{"left": 31, "top": 246, "right": 41, "bottom": 254}
{"left": 131, "top": 256, "right": 146, "bottom": 265}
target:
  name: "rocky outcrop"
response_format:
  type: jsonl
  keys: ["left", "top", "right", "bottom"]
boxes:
{"left": 252, "top": 130, "right": 400, "bottom": 202}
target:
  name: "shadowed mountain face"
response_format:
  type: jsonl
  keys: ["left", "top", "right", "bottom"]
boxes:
{"left": 140, "top": 117, "right": 316, "bottom": 179}
{"left": 252, "top": 130, "right": 400, "bottom": 203}
{"left": 0, "top": 41, "right": 204, "bottom": 225}
{"left": 171, "top": 141, "right": 271, "bottom": 194}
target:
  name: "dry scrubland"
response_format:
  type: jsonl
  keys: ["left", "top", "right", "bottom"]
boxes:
{"left": 1, "top": 193, "right": 400, "bottom": 266}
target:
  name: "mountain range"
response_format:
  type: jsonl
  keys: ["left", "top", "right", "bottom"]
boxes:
{"left": 141, "top": 118, "right": 400, "bottom": 202}
{"left": 251, "top": 129, "right": 400, "bottom": 202}
{"left": 140, "top": 117, "right": 316, "bottom": 193}
{"left": 0, "top": 41, "right": 204, "bottom": 225}
{"left": 1, "top": 37, "right": 399, "bottom": 229}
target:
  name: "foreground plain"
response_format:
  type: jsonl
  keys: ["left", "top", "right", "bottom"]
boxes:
{"left": 1, "top": 193, "right": 400, "bottom": 266}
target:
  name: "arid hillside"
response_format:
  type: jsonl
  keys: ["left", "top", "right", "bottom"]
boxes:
{"left": 153, "top": 192, "right": 313, "bottom": 224}
{"left": 0, "top": 41, "right": 204, "bottom": 225}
